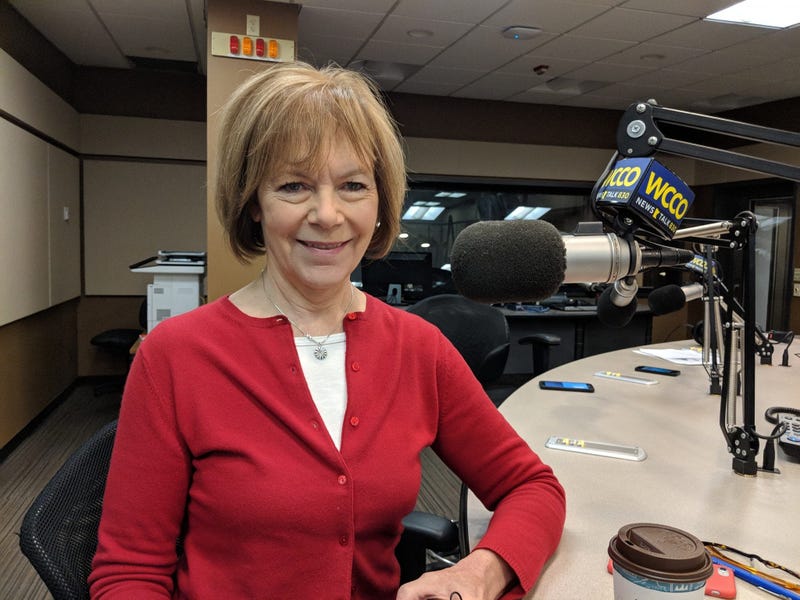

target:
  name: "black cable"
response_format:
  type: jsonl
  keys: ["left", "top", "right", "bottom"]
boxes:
{"left": 765, "top": 406, "right": 800, "bottom": 424}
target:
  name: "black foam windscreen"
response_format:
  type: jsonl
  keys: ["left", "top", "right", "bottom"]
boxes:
{"left": 647, "top": 284, "right": 686, "bottom": 316}
{"left": 450, "top": 220, "right": 566, "bottom": 304}
{"left": 597, "top": 286, "right": 638, "bottom": 328}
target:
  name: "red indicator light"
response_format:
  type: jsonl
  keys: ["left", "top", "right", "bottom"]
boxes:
{"left": 229, "top": 35, "right": 240, "bottom": 54}
{"left": 256, "top": 38, "right": 265, "bottom": 57}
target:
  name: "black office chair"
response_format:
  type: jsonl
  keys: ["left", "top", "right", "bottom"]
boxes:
{"left": 408, "top": 294, "right": 513, "bottom": 406}
{"left": 19, "top": 420, "right": 118, "bottom": 600}
{"left": 18, "top": 419, "right": 457, "bottom": 596}
{"left": 404, "top": 294, "right": 561, "bottom": 571}
{"left": 89, "top": 299, "right": 147, "bottom": 396}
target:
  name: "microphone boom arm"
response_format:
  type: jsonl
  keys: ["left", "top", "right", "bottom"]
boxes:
{"left": 613, "top": 100, "right": 800, "bottom": 475}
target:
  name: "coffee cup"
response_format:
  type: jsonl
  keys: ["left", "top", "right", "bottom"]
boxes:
{"left": 608, "top": 523, "right": 713, "bottom": 599}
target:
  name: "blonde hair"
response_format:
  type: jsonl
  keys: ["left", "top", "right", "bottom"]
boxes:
{"left": 215, "top": 61, "right": 406, "bottom": 262}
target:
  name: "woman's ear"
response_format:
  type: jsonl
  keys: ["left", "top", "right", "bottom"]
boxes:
{"left": 248, "top": 198, "right": 263, "bottom": 223}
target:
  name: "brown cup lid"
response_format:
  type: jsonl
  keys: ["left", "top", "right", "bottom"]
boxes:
{"left": 608, "top": 523, "right": 713, "bottom": 583}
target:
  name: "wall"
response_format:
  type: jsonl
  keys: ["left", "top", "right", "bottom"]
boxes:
{"left": 205, "top": 0, "right": 300, "bottom": 301}
{"left": 0, "top": 48, "right": 81, "bottom": 447}
{"left": 77, "top": 115, "right": 206, "bottom": 376}
{"left": 0, "top": 40, "right": 207, "bottom": 447}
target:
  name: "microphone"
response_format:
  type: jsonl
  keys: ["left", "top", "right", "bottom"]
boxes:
{"left": 647, "top": 283, "right": 705, "bottom": 316}
{"left": 597, "top": 277, "right": 639, "bottom": 328}
{"left": 450, "top": 220, "right": 694, "bottom": 304}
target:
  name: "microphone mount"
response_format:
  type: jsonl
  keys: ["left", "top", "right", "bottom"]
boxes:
{"left": 605, "top": 100, "right": 800, "bottom": 476}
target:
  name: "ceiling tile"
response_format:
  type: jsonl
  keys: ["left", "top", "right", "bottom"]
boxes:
{"left": 371, "top": 15, "right": 474, "bottom": 47}
{"left": 674, "top": 47, "right": 776, "bottom": 77}
{"left": 498, "top": 54, "right": 587, "bottom": 77}
{"left": 679, "top": 74, "right": 769, "bottom": 96}
{"left": 726, "top": 27, "right": 800, "bottom": 62}
{"left": 296, "top": 33, "right": 365, "bottom": 67}
{"left": 453, "top": 71, "right": 542, "bottom": 100}
{"left": 393, "top": 79, "right": 467, "bottom": 96}
{"left": 618, "top": 0, "right": 735, "bottom": 18}
{"left": 482, "top": 0, "right": 610, "bottom": 33}
{"left": 649, "top": 20, "right": 769, "bottom": 51}
{"left": 298, "top": 7, "right": 384, "bottom": 39}
{"left": 356, "top": 39, "right": 443, "bottom": 65}
{"left": 10, "top": 0, "right": 129, "bottom": 68}
{"left": 91, "top": 0, "right": 187, "bottom": 19}
{"left": 530, "top": 35, "right": 636, "bottom": 62}
{"left": 570, "top": 7, "right": 696, "bottom": 42}
{"left": 565, "top": 61, "right": 652, "bottom": 82}
{"left": 299, "top": 0, "right": 395, "bottom": 12}
{"left": 558, "top": 94, "right": 631, "bottom": 109}
{"left": 426, "top": 25, "right": 550, "bottom": 70}
{"left": 403, "top": 66, "right": 485, "bottom": 86}
{"left": 391, "top": 0, "right": 510, "bottom": 24}
{"left": 626, "top": 68, "right": 710, "bottom": 89}
{"left": 604, "top": 42, "right": 709, "bottom": 69}
{"left": 103, "top": 14, "right": 196, "bottom": 61}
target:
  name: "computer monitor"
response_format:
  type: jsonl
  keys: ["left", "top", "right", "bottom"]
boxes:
{"left": 360, "top": 251, "right": 433, "bottom": 304}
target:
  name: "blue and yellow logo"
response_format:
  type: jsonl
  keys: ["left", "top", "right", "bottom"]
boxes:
{"left": 596, "top": 157, "right": 694, "bottom": 238}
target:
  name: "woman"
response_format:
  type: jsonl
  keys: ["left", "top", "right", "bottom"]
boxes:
{"left": 90, "top": 61, "right": 565, "bottom": 600}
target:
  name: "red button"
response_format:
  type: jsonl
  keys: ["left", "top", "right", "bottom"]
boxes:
{"left": 349, "top": 416, "right": 360, "bottom": 427}
{"left": 339, "top": 535, "right": 348, "bottom": 546}
{"left": 311, "top": 420, "right": 319, "bottom": 430}
{"left": 337, "top": 475, "right": 347, "bottom": 485}
{"left": 347, "top": 312, "right": 357, "bottom": 320}
{"left": 351, "top": 362, "right": 361, "bottom": 371}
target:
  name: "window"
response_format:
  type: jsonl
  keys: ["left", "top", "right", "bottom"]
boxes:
{"left": 392, "top": 177, "right": 594, "bottom": 270}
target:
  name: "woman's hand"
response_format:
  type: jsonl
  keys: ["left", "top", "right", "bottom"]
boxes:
{"left": 396, "top": 549, "right": 514, "bottom": 600}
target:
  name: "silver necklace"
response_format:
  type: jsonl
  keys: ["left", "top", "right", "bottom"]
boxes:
{"left": 261, "top": 272, "right": 354, "bottom": 360}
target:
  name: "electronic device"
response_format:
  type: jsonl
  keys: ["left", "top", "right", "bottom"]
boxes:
{"left": 765, "top": 407, "right": 800, "bottom": 459}
{"left": 539, "top": 380, "right": 594, "bottom": 393}
{"left": 360, "top": 251, "right": 433, "bottom": 303}
{"left": 594, "top": 371, "right": 658, "bottom": 385}
{"left": 635, "top": 365, "right": 681, "bottom": 376}
{"left": 705, "top": 563, "right": 737, "bottom": 599}
{"left": 545, "top": 436, "right": 646, "bottom": 461}
{"left": 129, "top": 252, "right": 206, "bottom": 332}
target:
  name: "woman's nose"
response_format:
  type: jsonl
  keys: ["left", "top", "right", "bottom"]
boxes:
{"left": 308, "top": 187, "right": 343, "bottom": 227}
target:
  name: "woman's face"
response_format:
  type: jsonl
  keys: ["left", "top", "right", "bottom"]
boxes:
{"left": 253, "top": 136, "right": 379, "bottom": 297}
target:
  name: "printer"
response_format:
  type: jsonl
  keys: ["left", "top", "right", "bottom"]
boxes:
{"left": 130, "top": 251, "right": 206, "bottom": 332}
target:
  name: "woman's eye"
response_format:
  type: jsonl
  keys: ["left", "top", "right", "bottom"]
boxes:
{"left": 343, "top": 181, "right": 367, "bottom": 192}
{"left": 279, "top": 182, "right": 305, "bottom": 193}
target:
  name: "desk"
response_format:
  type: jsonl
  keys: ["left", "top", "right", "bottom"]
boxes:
{"left": 469, "top": 340, "right": 799, "bottom": 599}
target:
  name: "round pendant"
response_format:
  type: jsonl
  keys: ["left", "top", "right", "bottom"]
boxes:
{"left": 314, "top": 345, "right": 328, "bottom": 360}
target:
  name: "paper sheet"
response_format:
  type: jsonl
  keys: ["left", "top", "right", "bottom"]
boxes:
{"left": 633, "top": 347, "right": 706, "bottom": 365}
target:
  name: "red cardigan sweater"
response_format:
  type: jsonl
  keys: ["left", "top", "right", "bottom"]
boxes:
{"left": 90, "top": 294, "right": 565, "bottom": 599}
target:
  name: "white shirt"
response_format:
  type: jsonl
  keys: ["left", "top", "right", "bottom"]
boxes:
{"left": 294, "top": 332, "right": 347, "bottom": 450}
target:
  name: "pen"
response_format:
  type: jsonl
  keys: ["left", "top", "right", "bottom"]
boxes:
{"left": 711, "top": 557, "right": 800, "bottom": 600}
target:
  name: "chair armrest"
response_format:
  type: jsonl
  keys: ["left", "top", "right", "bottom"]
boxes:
{"left": 518, "top": 333, "right": 562, "bottom": 376}
{"left": 401, "top": 511, "right": 459, "bottom": 551}
{"left": 396, "top": 511, "right": 460, "bottom": 584}
{"left": 518, "top": 333, "right": 561, "bottom": 347}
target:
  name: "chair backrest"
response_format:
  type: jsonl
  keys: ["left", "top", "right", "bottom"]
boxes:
{"left": 19, "top": 420, "right": 118, "bottom": 600}
{"left": 407, "top": 294, "right": 510, "bottom": 385}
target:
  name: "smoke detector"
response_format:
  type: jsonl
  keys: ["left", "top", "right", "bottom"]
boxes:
{"left": 502, "top": 26, "right": 541, "bottom": 40}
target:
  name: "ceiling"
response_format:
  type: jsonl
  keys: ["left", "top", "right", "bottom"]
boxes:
{"left": 9, "top": 0, "right": 800, "bottom": 113}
